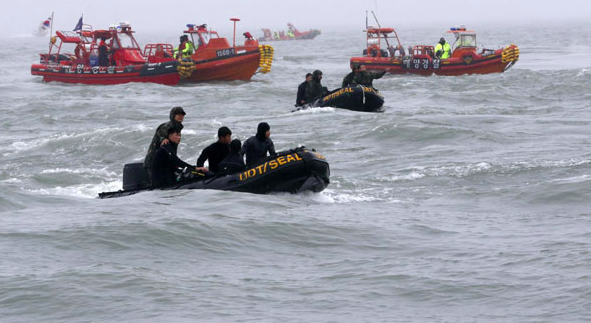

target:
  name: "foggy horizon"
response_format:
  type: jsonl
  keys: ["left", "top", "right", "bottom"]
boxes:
{"left": 1, "top": 0, "right": 590, "bottom": 38}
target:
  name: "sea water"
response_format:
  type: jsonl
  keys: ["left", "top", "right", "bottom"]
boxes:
{"left": 1, "top": 23, "right": 591, "bottom": 322}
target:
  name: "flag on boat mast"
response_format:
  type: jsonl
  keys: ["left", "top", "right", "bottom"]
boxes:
{"left": 73, "top": 15, "right": 83, "bottom": 32}
{"left": 37, "top": 16, "right": 52, "bottom": 36}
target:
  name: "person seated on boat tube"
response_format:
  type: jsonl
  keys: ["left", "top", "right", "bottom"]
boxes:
{"left": 342, "top": 64, "right": 386, "bottom": 88}
{"left": 219, "top": 139, "right": 246, "bottom": 173}
{"left": 196, "top": 126, "right": 232, "bottom": 173}
{"left": 305, "top": 70, "right": 327, "bottom": 104}
{"left": 174, "top": 35, "right": 194, "bottom": 59}
{"left": 241, "top": 122, "right": 277, "bottom": 168}
{"left": 151, "top": 127, "right": 203, "bottom": 188}
{"left": 435, "top": 37, "right": 451, "bottom": 59}
{"left": 98, "top": 37, "right": 110, "bottom": 67}
{"left": 296, "top": 73, "right": 313, "bottom": 106}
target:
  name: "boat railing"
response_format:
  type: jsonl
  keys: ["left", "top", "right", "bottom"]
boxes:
{"left": 143, "top": 43, "right": 175, "bottom": 62}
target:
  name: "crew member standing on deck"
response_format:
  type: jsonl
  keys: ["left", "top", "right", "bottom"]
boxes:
{"left": 434, "top": 37, "right": 451, "bottom": 59}
{"left": 174, "top": 35, "right": 194, "bottom": 59}
{"left": 98, "top": 37, "right": 109, "bottom": 67}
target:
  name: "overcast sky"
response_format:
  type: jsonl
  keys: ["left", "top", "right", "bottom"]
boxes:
{"left": 1, "top": 0, "right": 589, "bottom": 37}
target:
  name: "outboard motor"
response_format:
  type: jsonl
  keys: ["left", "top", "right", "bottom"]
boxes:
{"left": 122, "top": 162, "right": 149, "bottom": 190}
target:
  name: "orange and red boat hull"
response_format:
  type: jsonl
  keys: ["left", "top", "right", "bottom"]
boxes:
{"left": 351, "top": 45, "right": 519, "bottom": 76}
{"left": 183, "top": 48, "right": 261, "bottom": 82}
{"left": 31, "top": 61, "right": 180, "bottom": 85}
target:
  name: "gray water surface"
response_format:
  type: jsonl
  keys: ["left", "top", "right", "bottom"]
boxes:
{"left": 1, "top": 24, "right": 591, "bottom": 322}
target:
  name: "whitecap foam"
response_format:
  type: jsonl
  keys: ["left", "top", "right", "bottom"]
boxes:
{"left": 381, "top": 172, "right": 426, "bottom": 182}
{"left": 319, "top": 189, "right": 379, "bottom": 204}
{"left": 548, "top": 174, "right": 591, "bottom": 184}
{"left": 380, "top": 162, "right": 493, "bottom": 181}
{"left": 507, "top": 158, "right": 591, "bottom": 172}
{"left": 135, "top": 124, "right": 149, "bottom": 132}
{"left": 427, "top": 161, "right": 492, "bottom": 177}
{"left": 26, "top": 181, "right": 122, "bottom": 199}
{"left": 1, "top": 178, "right": 22, "bottom": 184}
{"left": 292, "top": 107, "right": 335, "bottom": 114}
{"left": 40, "top": 167, "right": 117, "bottom": 177}
{"left": 209, "top": 119, "right": 223, "bottom": 127}
{"left": 576, "top": 68, "right": 590, "bottom": 77}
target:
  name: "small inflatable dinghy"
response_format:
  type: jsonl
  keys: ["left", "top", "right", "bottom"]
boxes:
{"left": 98, "top": 147, "right": 330, "bottom": 199}
{"left": 296, "top": 85, "right": 384, "bottom": 112}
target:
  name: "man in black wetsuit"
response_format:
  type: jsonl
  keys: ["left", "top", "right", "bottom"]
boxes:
{"left": 241, "top": 122, "right": 277, "bottom": 168}
{"left": 196, "top": 126, "right": 232, "bottom": 173}
{"left": 151, "top": 127, "right": 199, "bottom": 188}
{"left": 296, "top": 73, "right": 312, "bottom": 106}
{"left": 304, "top": 70, "right": 327, "bottom": 104}
{"left": 144, "top": 106, "right": 187, "bottom": 186}
{"left": 219, "top": 139, "right": 246, "bottom": 173}
{"left": 342, "top": 63, "right": 386, "bottom": 88}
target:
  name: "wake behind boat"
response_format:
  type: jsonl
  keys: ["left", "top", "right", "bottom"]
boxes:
{"left": 99, "top": 147, "right": 330, "bottom": 199}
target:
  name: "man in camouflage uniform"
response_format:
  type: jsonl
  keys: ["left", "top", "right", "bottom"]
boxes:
{"left": 342, "top": 64, "right": 386, "bottom": 89}
{"left": 144, "top": 106, "right": 186, "bottom": 185}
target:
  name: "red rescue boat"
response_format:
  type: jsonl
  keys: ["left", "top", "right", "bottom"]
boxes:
{"left": 144, "top": 19, "right": 273, "bottom": 83}
{"left": 258, "top": 23, "right": 321, "bottom": 42}
{"left": 350, "top": 25, "right": 519, "bottom": 76}
{"left": 31, "top": 22, "right": 180, "bottom": 85}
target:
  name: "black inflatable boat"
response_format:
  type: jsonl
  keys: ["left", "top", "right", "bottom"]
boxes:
{"left": 98, "top": 147, "right": 330, "bottom": 199}
{"left": 298, "top": 85, "right": 384, "bottom": 112}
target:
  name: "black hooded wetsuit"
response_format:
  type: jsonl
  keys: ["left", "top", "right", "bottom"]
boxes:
{"left": 151, "top": 142, "right": 193, "bottom": 188}
{"left": 305, "top": 78, "right": 324, "bottom": 103}
{"left": 241, "top": 123, "right": 276, "bottom": 168}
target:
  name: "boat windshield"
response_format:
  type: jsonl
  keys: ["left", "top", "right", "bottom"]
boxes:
{"left": 197, "top": 31, "right": 219, "bottom": 46}
{"left": 116, "top": 33, "right": 140, "bottom": 49}
{"left": 80, "top": 35, "right": 93, "bottom": 43}
{"left": 189, "top": 33, "right": 201, "bottom": 47}
{"left": 458, "top": 34, "right": 476, "bottom": 48}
